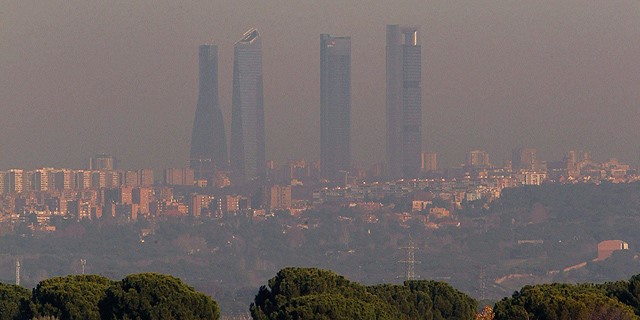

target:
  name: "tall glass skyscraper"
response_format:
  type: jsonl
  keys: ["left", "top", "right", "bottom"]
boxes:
{"left": 190, "top": 45, "right": 228, "bottom": 181}
{"left": 386, "top": 25, "right": 422, "bottom": 179}
{"left": 320, "top": 34, "right": 351, "bottom": 181}
{"left": 230, "top": 29, "right": 265, "bottom": 181}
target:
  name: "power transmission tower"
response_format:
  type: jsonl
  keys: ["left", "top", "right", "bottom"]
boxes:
{"left": 478, "top": 265, "right": 487, "bottom": 301}
{"left": 80, "top": 259, "right": 86, "bottom": 275}
{"left": 15, "top": 259, "right": 20, "bottom": 286}
{"left": 399, "top": 237, "right": 420, "bottom": 281}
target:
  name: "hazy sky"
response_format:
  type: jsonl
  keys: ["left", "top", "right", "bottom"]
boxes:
{"left": 1, "top": 1, "right": 639, "bottom": 170}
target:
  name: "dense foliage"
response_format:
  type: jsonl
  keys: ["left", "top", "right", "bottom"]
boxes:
{"left": 494, "top": 281, "right": 639, "bottom": 320}
{"left": 0, "top": 282, "right": 30, "bottom": 320}
{"left": 101, "top": 273, "right": 220, "bottom": 320}
{"left": 250, "top": 267, "right": 477, "bottom": 320}
{"left": 0, "top": 273, "right": 219, "bottom": 320}
{"left": 28, "top": 275, "right": 113, "bottom": 320}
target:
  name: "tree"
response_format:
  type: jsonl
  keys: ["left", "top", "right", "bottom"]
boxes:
{"left": 494, "top": 283, "right": 635, "bottom": 320}
{"left": 251, "top": 267, "right": 477, "bottom": 320}
{"left": 29, "top": 274, "right": 114, "bottom": 320}
{"left": 100, "top": 273, "right": 219, "bottom": 320}
{"left": 0, "top": 282, "right": 30, "bottom": 320}
{"left": 475, "top": 305, "right": 494, "bottom": 320}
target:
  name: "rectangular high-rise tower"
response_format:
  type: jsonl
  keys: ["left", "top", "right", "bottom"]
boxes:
{"left": 190, "top": 45, "right": 228, "bottom": 181}
{"left": 231, "top": 29, "right": 265, "bottom": 181}
{"left": 386, "top": 25, "right": 422, "bottom": 179}
{"left": 320, "top": 34, "right": 351, "bottom": 181}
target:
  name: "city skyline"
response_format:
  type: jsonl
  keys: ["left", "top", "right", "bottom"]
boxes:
{"left": 1, "top": 2, "right": 639, "bottom": 170}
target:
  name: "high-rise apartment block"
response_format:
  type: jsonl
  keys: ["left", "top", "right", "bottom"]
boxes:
{"left": 421, "top": 152, "right": 438, "bottom": 172}
{"left": 8, "top": 169, "right": 23, "bottom": 194}
{"left": 466, "top": 150, "right": 491, "bottom": 167}
{"left": 263, "top": 184, "right": 292, "bottom": 211}
{"left": 512, "top": 148, "right": 537, "bottom": 171}
{"left": 89, "top": 153, "right": 117, "bottom": 170}
{"left": 320, "top": 34, "right": 351, "bottom": 181}
{"left": 190, "top": 45, "right": 228, "bottom": 181}
{"left": 386, "top": 25, "right": 422, "bottom": 179}
{"left": 231, "top": 28, "right": 265, "bottom": 182}
{"left": 164, "top": 167, "right": 195, "bottom": 186}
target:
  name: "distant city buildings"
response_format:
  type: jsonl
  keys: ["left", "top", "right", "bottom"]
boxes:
{"left": 386, "top": 25, "right": 422, "bottom": 179}
{"left": 190, "top": 44, "right": 228, "bottom": 181}
{"left": 263, "top": 184, "right": 292, "bottom": 210}
{"left": 512, "top": 147, "right": 537, "bottom": 171}
{"left": 164, "top": 167, "right": 195, "bottom": 186}
{"left": 466, "top": 150, "right": 491, "bottom": 168}
{"left": 320, "top": 34, "right": 351, "bottom": 181}
{"left": 89, "top": 154, "right": 117, "bottom": 171}
{"left": 421, "top": 152, "right": 438, "bottom": 172}
{"left": 231, "top": 28, "right": 265, "bottom": 182}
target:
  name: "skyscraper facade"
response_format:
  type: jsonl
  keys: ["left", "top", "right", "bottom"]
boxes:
{"left": 190, "top": 45, "right": 228, "bottom": 180}
{"left": 231, "top": 28, "right": 265, "bottom": 181}
{"left": 320, "top": 34, "right": 351, "bottom": 181}
{"left": 386, "top": 25, "right": 422, "bottom": 179}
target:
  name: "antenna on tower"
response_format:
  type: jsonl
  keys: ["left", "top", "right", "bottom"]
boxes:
{"left": 399, "top": 236, "right": 420, "bottom": 281}
{"left": 15, "top": 259, "right": 21, "bottom": 286}
{"left": 80, "top": 259, "right": 86, "bottom": 275}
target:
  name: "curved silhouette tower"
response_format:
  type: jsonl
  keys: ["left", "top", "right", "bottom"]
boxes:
{"left": 190, "top": 45, "right": 228, "bottom": 180}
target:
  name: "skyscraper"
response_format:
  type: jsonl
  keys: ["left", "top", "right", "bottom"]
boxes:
{"left": 231, "top": 28, "right": 265, "bottom": 181}
{"left": 320, "top": 34, "right": 351, "bottom": 181}
{"left": 190, "top": 45, "right": 228, "bottom": 181}
{"left": 386, "top": 25, "right": 422, "bottom": 179}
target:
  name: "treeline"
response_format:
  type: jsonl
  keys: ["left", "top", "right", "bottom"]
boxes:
{"left": 494, "top": 274, "right": 640, "bottom": 320}
{"left": 6, "top": 268, "right": 640, "bottom": 319}
{"left": 250, "top": 267, "right": 477, "bottom": 320}
{"left": 0, "top": 273, "right": 219, "bottom": 320}
{"left": 0, "top": 268, "right": 477, "bottom": 320}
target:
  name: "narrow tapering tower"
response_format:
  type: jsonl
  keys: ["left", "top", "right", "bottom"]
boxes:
{"left": 320, "top": 34, "right": 351, "bottom": 181}
{"left": 190, "top": 45, "right": 228, "bottom": 181}
{"left": 386, "top": 25, "right": 422, "bottom": 179}
{"left": 230, "top": 29, "right": 265, "bottom": 181}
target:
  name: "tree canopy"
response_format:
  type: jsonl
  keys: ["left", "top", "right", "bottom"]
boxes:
{"left": 100, "top": 273, "right": 220, "bottom": 320}
{"left": 0, "top": 282, "right": 30, "bottom": 320}
{"left": 250, "top": 267, "right": 477, "bottom": 320}
{"left": 0, "top": 273, "right": 219, "bottom": 320}
{"left": 494, "top": 283, "right": 636, "bottom": 320}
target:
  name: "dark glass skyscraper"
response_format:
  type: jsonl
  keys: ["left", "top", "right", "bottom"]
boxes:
{"left": 386, "top": 25, "right": 422, "bottom": 179}
{"left": 190, "top": 45, "right": 228, "bottom": 180}
{"left": 230, "top": 29, "right": 265, "bottom": 181}
{"left": 320, "top": 34, "right": 351, "bottom": 181}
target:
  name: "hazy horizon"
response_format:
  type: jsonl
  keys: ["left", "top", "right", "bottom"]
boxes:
{"left": 1, "top": 1, "right": 639, "bottom": 170}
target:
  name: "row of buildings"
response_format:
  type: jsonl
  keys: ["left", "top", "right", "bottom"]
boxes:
{"left": 189, "top": 25, "right": 425, "bottom": 185}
